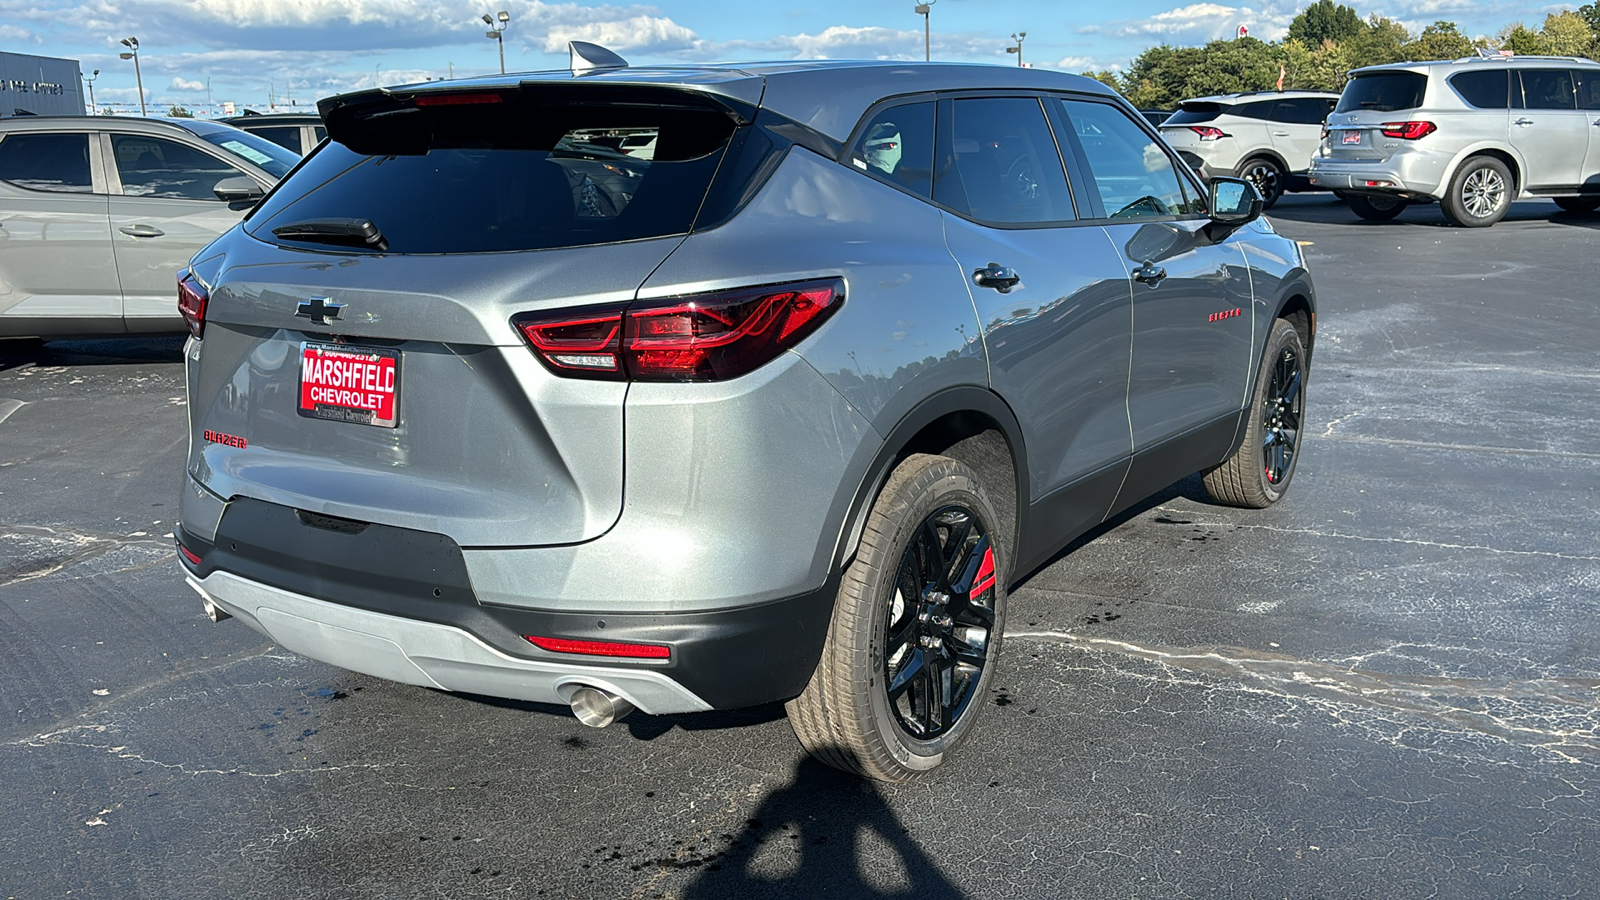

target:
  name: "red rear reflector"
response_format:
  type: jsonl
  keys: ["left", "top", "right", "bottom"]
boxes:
{"left": 524, "top": 636, "right": 671, "bottom": 660}
{"left": 177, "top": 270, "right": 208, "bottom": 339}
{"left": 178, "top": 544, "right": 202, "bottom": 566}
{"left": 1189, "top": 126, "right": 1226, "bottom": 140}
{"left": 413, "top": 93, "right": 504, "bottom": 107}
{"left": 514, "top": 278, "right": 844, "bottom": 383}
{"left": 1379, "top": 121, "right": 1436, "bottom": 140}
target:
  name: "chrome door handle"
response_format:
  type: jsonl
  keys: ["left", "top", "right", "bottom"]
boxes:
{"left": 1515, "top": 118, "right": 1534, "bottom": 126}
{"left": 972, "top": 263, "right": 1020, "bottom": 293}
{"left": 119, "top": 224, "right": 165, "bottom": 237}
{"left": 1133, "top": 262, "right": 1167, "bottom": 286}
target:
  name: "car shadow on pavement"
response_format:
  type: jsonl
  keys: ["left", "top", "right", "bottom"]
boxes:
{"left": 1266, "top": 197, "right": 1600, "bottom": 230}
{"left": 676, "top": 757, "right": 966, "bottom": 900}
{"left": 0, "top": 336, "right": 185, "bottom": 372}
{"left": 1017, "top": 472, "right": 1209, "bottom": 586}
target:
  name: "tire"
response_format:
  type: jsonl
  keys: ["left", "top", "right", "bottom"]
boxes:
{"left": 1553, "top": 196, "right": 1600, "bottom": 214}
{"left": 786, "top": 453, "right": 1008, "bottom": 782}
{"left": 1345, "top": 193, "right": 1407, "bottom": 221}
{"left": 1236, "top": 156, "right": 1286, "bottom": 209}
{"left": 1204, "top": 319, "right": 1307, "bottom": 509}
{"left": 1441, "top": 156, "right": 1512, "bottom": 227}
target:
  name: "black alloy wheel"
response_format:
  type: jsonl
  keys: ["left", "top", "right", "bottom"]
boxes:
{"left": 883, "top": 506, "right": 997, "bottom": 740}
{"left": 1238, "top": 157, "right": 1286, "bottom": 208}
{"left": 1261, "top": 343, "right": 1303, "bottom": 486}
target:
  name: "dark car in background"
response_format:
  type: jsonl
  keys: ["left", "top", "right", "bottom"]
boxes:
{"left": 220, "top": 111, "right": 326, "bottom": 155}
{"left": 176, "top": 46, "right": 1316, "bottom": 782}
{"left": 0, "top": 116, "right": 297, "bottom": 338}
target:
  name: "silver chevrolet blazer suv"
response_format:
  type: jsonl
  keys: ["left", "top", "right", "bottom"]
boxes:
{"left": 176, "top": 45, "right": 1318, "bottom": 781}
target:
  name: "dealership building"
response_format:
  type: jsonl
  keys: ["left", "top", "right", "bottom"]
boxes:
{"left": 0, "top": 52, "right": 86, "bottom": 117}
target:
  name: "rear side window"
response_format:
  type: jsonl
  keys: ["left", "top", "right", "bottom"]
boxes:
{"left": 1336, "top": 72, "right": 1427, "bottom": 113}
{"left": 1060, "top": 99, "right": 1198, "bottom": 220}
{"left": 1578, "top": 72, "right": 1600, "bottom": 111}
{"left": 252, "top": 96, "right": 738, "bottom": 253}
{"left": 1450, "top": 71, "right": 1509, "bottom": 109}
{"left": 848, "top": 101, "right": 935, "bottom": 198}
{"left": 1164, "top": 103, "right": 1222, "bottom": 126}
{"left": 1516, "top": 69, "right": 1576, "bottom": 110}
{"left": 1231, "top": 100, "right": 1279, "bottom": 120}
{"left": 934, "top": 97, "right": 1075, "bottom": 225}
{"left": 111, "top": 134, "right": 246, "bottom": 201}
{"left": 1269, "top": 98, "right": 1334, "bottom": 125}
{"left": 0, "top": 132, "right": 93, "bottom": 193}
{"left": 251, "top": 126, "right": 302, "bottom": 152}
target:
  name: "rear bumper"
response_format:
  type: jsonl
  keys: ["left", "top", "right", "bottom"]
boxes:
{"left": 1306, "top": 155, "right": 1446, "bottom": 198}
{"left": 175, "top": 497, "right": 838, "bottom": 712}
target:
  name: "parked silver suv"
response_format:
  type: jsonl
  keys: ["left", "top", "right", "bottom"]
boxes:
{"left": 176, "top": 47, "right": 1318, "bottom": 781}
{"left": 1159, "top": 90, "right": 1340, "bottom": 208}
{"left": 1309, "top": 55, "right": 1600, "bottom": 226}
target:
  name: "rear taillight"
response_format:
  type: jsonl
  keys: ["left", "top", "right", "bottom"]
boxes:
{"left": 1189, "top": 126, "right": 1227, "bottom": 141}
{"left": 1380, "top": 121, "right": 1436, "bottom": 140}
{"left": 523, "top": 636, "right": 671, "bottom": 660}
{"left": 514, "top": 278, "right": 844, "bottom": 382}
{"left": 177, "top": 270, "right": 208, "bottom": 339}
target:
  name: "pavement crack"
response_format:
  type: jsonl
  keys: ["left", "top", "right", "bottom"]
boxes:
{"left": 1146, "top": 512, "right": 1600, "bottom": 561}
{"left": 1010, "top": 631, "right": 1600, "bottom": 764}
{"left": 1319, "top": 433, "right": 1600, "bottom": 462}
{"left": 7, "top": 725, "right": 398, "bottom": 778}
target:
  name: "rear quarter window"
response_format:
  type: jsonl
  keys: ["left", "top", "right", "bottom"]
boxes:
{"left": 1336, "top": 72, "right": 1427, "bottom": 113}
{"left": 0, "top": 132, "right": 93, "bottom": 193}
{"left": 1164, "top": 104, "right": 1223, "bottom": 126}
{"left": 1449, "top": 71, "right": 1509, "bottom": 109}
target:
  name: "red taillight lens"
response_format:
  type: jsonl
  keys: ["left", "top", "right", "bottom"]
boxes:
{"left": 177, "top": 270, "right": 208, "bottom": 339}
{"left": 524, "top": 636, "right": 671, "bottom": 660}
{"left": 1380, "top": 121, "right": 1436, "bottom": 140}
{"left": 177, "top": 544, "right": 202, "bottom": 566}
{"left": 413, "top": 92, "right": 504, "bottom": 107}
{"left": 1189, "top": 126, "right": 1227, "bottom": 141}
{"left": 514, "top": 278, "right": 844, "bottom": 383}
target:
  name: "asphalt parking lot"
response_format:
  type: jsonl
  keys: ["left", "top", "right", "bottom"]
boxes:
{"left": 2, "top": 193, "right": 1597, "bottom": 899}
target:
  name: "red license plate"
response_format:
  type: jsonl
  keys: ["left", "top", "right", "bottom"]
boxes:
{"left": 1341, "top": 131, "right": 1362, "bottom": 145}
{"left": 298, "top": 342, "right": 399, "bottom": 428}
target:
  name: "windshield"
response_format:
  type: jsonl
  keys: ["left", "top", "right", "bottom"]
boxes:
{"left": 199, "top": 129, "right": 300, "bottom": 179}
{"left": 1336, "top": 72, "right": 1427, "bottom": 114}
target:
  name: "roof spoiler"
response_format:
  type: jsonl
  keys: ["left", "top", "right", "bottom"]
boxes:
{"left": 570, "top": 41, "right": 628, "bottom": 76}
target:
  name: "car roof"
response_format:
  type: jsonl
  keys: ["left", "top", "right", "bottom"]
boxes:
{"left": 322, "top": 59, "right": 1120, "bottom": 144}
{"left": 1180, "top": 90, "right": 1341, "bottom": 104}
{"left": 221, "top": 112, "right": 323, "bottom": 125}
{"left": 0, "top": 115, "right": 240, "bottom": 137}
{"left": 1351, "top": 55, "right": 1600, "bottom": 76}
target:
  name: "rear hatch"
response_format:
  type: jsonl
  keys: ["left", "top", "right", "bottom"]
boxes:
{"left": 188, "top": 83, "right": 751, "bottom": 547}
{"left": 1158, "top": 101, "right": 1229, "bottom": 152}
{"left": 1323, "top": 70, "right": 1429, "bottom": 161}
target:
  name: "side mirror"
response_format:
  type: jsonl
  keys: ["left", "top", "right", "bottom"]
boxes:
{"left": 213, "top": 175, "right": 264, "bottom": 204}
{"left": 1208, "top": 176, "right": 1263, "bottom": 227}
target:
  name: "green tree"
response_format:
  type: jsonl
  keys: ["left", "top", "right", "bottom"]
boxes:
{"left": 167, "top": 105, "right": 194, "bottom": 118}
{"left": 1121, "top": 44, "right": 1207, "bottom": 108}
{"left": 1501, "top": 23, "right": 1550, "bottom": 56}
{"left": 1404, "top": 21, "right": 1474, "bottom": 61}
{"left": 1578, "top": 3, "right": 1600, "bottom": 35}
{"left": 1347, "top": 15, "right": 1413, "bottom": 68}
{"left": 1288, "top": 0, "right": 1363, "bottom": 47}
{"left": 1079, "top": 70, "right": 1124, "bottom": 93}
{"left": 1541, "top": 11, "right": 1596, "bottom": 58}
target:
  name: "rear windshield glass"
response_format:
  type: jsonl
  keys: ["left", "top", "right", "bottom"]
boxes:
{"left": 1164, "top": 103, "right": 1222, "bottom": 126}
{"left": 249, "top": 96, "right": 737, "bottom": 254}
{"left": 1336, "top": 72, "right": 1427, "bottom": 113}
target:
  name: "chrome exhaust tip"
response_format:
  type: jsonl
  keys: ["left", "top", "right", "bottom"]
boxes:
{"left": 202, "top": 597, "right": 231, "bottom": 623}
{"left": 569, "top": 686, "right": 634, "bottom": 728}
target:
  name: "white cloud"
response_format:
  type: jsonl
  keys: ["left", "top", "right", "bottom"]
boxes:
{"left": 170, "top": 76, "right": 205, "bottom": 90}
{"left": 535, "top": 11, "right": 700, "bottom": 54}
{"left": 699, "top": 25, "right": 998, "bottom": 63}
{"left": 1094, "top": 3, "right": 1293, "bottom": 43}
{"left": 1057, "top": 55, "right": 1123, "bottom": 71}
{"left": 0, "top": 24, "right": 35, "bottom": 41}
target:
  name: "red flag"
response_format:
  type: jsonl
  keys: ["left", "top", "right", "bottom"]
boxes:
{"left": 1277, "top": 63, "right": 1285, "bottom": 91}
{"left": 1237, "top": 24, "right": 1249, "bottom": 38}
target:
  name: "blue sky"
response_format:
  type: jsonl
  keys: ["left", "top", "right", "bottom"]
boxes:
{"left": 0, "top": 0, "right": 1580, "bottom": 115}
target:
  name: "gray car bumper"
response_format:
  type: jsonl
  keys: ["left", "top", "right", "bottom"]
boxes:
{"left": 188, "top": 570, "right": 715, "bottom": 715}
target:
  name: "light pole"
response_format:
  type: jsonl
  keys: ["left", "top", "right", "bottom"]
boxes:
{"left": 483, "top": 11, "right": 510, "bottom": 74}
{"left": 1006, "top": 32, "right": 1026, "bottom": 68}
{"left": 205, "top": 76, "right": 211, "bottom": 118}
{"left": 118, "top": 37, "right": 145, "bottom": 116}
{"left": 914, "top": 0, "right": 936, "bottom": 62}
{"left": 84, "top": 69, "right": 99, "bottom": 114}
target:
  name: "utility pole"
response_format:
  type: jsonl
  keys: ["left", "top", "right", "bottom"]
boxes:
{"left": 205, "top": 76, "right": 211, "bottom": 118}
{"left": 914, "top": 1, "right": 936, "bottom": 62}
{"left": 84, "top": 69, "right": 99, "bottom": 114}
{"left": 118, "top": 37, "right": 145, "bottom": 116}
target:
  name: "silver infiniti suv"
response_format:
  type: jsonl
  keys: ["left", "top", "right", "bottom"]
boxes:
{"left": 1309, "top": 55, "right": 1600, "bottom": 226}
{"left": 175, "top": 45, "right": 1318, "bottom": 781}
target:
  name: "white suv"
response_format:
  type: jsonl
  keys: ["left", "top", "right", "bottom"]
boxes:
{"left": 1160, "top": 90, "right": 1340, "bottom": 207}
{"left": 1308, "top": 55, "right": 1600, "bottom": 227}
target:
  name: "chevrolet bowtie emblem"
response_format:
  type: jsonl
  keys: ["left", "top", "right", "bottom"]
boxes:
{"left": 296, "top": 296, "right": 345, "bottom": 325}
